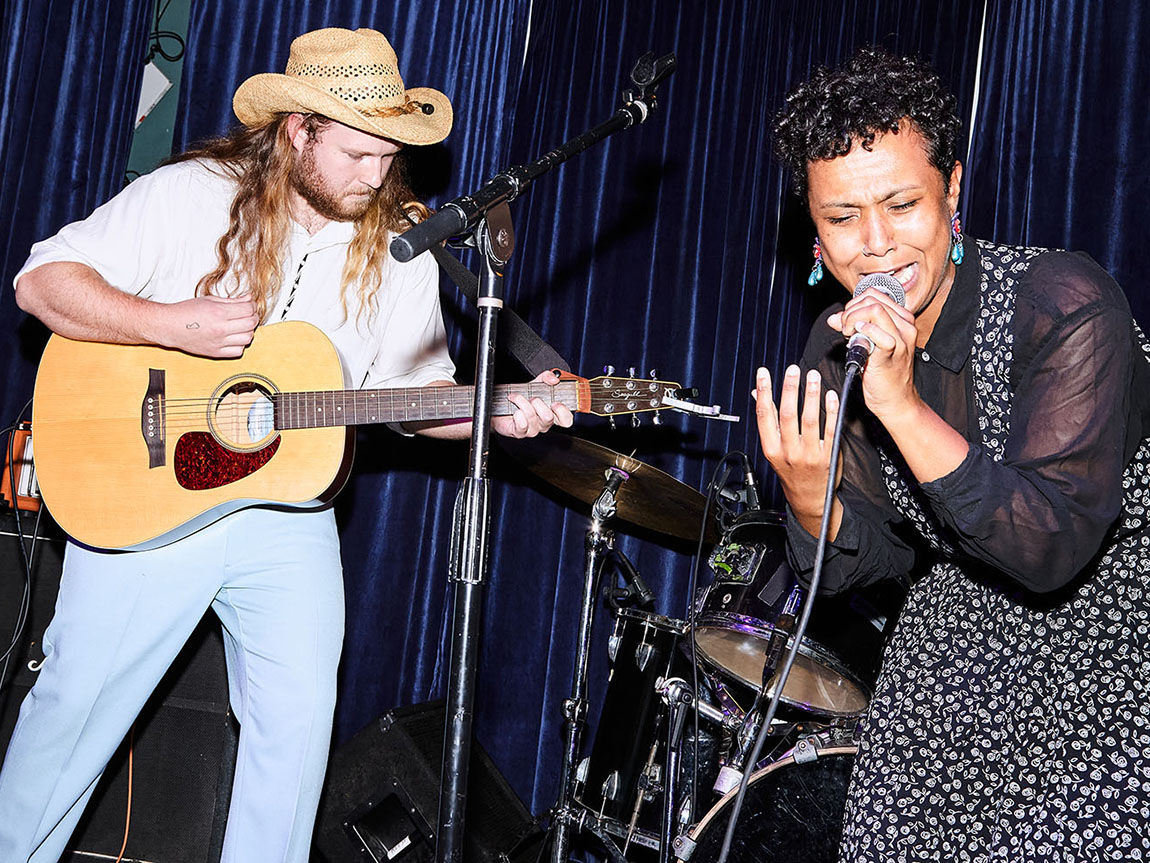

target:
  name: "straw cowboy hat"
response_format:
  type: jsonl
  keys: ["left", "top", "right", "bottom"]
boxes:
{"left": 233, "top": 27, "right": 453, "bottom": 145}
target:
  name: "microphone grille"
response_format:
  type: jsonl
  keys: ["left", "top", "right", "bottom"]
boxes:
{"left": 853, "top": 273, "right": 906, "bottom": 307}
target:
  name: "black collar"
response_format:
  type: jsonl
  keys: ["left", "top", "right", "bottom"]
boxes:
{"left": 920, "top": 236, "right": 979, "bottom": 373}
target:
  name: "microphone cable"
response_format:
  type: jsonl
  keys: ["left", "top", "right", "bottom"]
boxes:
{"left": 713, "top": 364, "right": 860, "bottom": 863}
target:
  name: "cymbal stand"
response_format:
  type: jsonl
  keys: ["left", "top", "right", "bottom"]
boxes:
{"left": 658, "top": 679, "right": 694, "bottom": 863}
{"left": 549, "top": 466, "right": 630, "bottom": 863}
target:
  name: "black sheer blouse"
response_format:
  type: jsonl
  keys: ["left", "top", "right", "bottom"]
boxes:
{"left": 785, "top": 240, "right": 1150, "bottom": 595}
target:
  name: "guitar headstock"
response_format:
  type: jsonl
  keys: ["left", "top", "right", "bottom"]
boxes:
{"left": 556, "top": 366, "right": 739, "bottom": 425}
{"left": 558, "top": 367, "right": 691, "bottom": 426}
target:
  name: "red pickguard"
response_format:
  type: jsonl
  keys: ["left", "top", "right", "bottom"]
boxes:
{"left": 174, "top": 432, "right": 280, "bottom": 491}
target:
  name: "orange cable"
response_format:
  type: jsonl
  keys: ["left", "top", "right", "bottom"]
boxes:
{"left": 114, "top": 724, "right": 135, "bottom": 863}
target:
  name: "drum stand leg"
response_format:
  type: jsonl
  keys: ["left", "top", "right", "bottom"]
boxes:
{"left": 549, "top": 468, "right": 629, "bottom": 863}
{"left": 659, "top": 686, "right": 693, "bottom": 863}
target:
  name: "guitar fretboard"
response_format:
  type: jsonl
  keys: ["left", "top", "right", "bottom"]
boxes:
{"left": 272, "top": 381, "right": 581, "bottom": 430}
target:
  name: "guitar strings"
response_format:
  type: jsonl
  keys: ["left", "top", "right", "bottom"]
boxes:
{"left": 101, "top": 382, "right": 581, "bottom": 438}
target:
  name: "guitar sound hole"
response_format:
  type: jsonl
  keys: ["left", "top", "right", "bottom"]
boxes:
{"left": 211, "top": 381, "right": 275, "bottom": 450}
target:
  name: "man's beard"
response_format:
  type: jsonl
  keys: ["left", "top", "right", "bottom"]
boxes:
{"left": 290, "top": 144, "right": 378, "bottom": 222}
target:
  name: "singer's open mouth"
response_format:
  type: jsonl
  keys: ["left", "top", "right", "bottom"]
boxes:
{"left": 863, "top": 262, "right": 917, "bottom": 290}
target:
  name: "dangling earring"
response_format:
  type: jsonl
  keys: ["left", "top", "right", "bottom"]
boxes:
{"left": 950, "top": 212, "right": 964, "bottom": 265}
{"left": 808, "top": 237, "right": 824, "bottom": 285}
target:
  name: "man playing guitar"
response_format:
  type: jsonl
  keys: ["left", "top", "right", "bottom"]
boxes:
{"left": 0, "top": 27, "right": 570, "bottom": 863}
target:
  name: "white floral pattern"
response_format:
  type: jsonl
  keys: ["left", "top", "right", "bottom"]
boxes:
{"left": 839, "top": 241, "right": 1150, "bottom": 861}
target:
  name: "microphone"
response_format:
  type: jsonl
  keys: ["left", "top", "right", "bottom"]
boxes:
{"left": 740, "top": 453, "right": 761, "bottom": 511}
{"left": 845, "top": 273, "right": 906, "bottom": 371}
{"left": 612, "top": 548, "right": 655, "bottom": 608}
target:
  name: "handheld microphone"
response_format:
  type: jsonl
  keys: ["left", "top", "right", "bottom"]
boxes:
{"left": 845, "top": 273, "right": 906, "bottom": 371}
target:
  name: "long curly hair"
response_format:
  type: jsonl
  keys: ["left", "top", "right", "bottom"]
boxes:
{"left": 773, "top": 46, "right": 961, "bottom": 201}
{"left": 171, "top": 114, "right": 423, "bottom": 323}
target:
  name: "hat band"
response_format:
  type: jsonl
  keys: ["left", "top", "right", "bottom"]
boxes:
{"left": 365, "top": 98, "right": 432, "bottom": 119}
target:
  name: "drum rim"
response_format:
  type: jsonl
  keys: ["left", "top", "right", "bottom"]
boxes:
{"left": 614, "top": 605, "right": 690, "bottom": 635}
{"left": 692, "top": 616, "right": 871, "bottom": 717}
{"left": 685, "top": 744, "right": 859, "bottom": 840}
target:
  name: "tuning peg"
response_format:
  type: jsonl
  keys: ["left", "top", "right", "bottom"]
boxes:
{"left": 628, "top": 366, "right": 637, "bottom": 378}
{"left": 631, "top": 414, "right": 641, "bottom": 428}
{"left": 603, "top": 364, "right": 616, "bottom": 376}
{"left": 608, "top": 415, "right": 617, "bottom": 430}
{"left": 652, "top": 411, "right": 663, "bottom": 426}
{"left": 648, "top": 368, "right": 660, "bottom": 379}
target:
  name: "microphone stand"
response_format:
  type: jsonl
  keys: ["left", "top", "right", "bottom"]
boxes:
{"left": 398, "top": 52, "right": 678, "bottom": 863}
{"left": 437, "top": 202, "right": 513, "bottom": 863}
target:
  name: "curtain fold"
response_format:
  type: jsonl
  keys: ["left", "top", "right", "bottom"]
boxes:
{"left": 0, "top": 0, "right": 152, "bottom": 429}
{"left": 966, "top": 0, "right": 1150, "bottom": 324}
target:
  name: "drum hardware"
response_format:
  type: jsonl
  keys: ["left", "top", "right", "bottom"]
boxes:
{"left": 546, "top": 462, "right": 630, "bottom": 863}
{"left": 622, "top": 743, "right": 662, "bottom": 853}
{"left": 657, "top": 673, "right": 695, "bottom": 863}
{"left": 711, "top": 584, "right": 802, "bottom": 794}
{"left": 502, "top": 437, "right": 878, "bottom": 862}
{"left": 657, "top": 677, "right": 740, "bottom": 734}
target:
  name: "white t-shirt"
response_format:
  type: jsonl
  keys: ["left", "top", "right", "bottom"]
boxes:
{"left": 16, "top": 159, "right": 456, "bottom": 391}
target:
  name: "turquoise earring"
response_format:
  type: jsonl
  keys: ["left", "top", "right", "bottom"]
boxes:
{"left": 950, "top": 212, "right": 964, "bottom": 265}
{"left": 808, "top": 237, "right": 824, "bottom": 285}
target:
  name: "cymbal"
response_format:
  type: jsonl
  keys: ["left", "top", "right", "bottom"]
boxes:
{"left": 499, "top": 432, "right": 718, "bottom": 542}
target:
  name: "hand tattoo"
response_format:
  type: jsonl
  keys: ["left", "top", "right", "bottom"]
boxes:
{"left": 186, "top": 322, "right": 200, "bottom": 329}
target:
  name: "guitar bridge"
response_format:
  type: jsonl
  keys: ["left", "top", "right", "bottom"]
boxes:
{"left": 141, "top": 368, "right": 166, "bottom": 467}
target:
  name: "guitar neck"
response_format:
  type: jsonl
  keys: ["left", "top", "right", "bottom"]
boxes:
{"left": 272, "top": 380, "right": 583, "bottom": 430}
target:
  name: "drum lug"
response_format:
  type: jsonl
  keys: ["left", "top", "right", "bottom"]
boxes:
{"left": 607, "top": 632, "right": 621, "bottom": 662}
{"left": 575, "top": 756, "right": 590, "bottom": 784}
{"left": 635, "top": 640, "right": 655, "bottom": 671}
{"left": 677, "top": 794, "right": 693, "bottom": 830}
{"left": 601, "top": 770, "right": 621, "bottom": 801}
{"left": 792, "top": 736, "right": 820, "bottom": 764}
{"left": 671, "top": 832, "right": 697, "bottom": 861}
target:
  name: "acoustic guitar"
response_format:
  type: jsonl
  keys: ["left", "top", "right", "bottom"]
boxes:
{"left": 31, "top": 321, "right": 684, "bottom": 551}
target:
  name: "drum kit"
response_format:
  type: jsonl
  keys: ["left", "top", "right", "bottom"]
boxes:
{"left": 501, "top": 432, "right": 904, "bottom": 863}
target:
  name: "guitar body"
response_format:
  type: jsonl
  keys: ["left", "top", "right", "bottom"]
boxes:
{"left": 32, "top": 322, "right": 352, "bottom": 550}
{"left": 31, "top": 321, "right": 686, "bottom": 551}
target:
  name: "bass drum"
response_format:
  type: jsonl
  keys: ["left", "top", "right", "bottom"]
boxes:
{"left": 682, "top": 745, "right": 856, "bottom": 863}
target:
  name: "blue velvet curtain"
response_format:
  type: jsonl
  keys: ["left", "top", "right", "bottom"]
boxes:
{"left": 0, "top": 0, "right": 152, "bottom": 429}
{"left": 3, "top": 0, "right": 1148, "bottom": 836}
{"left": 966, "top": 0, "right": 1150, "bottom": 325}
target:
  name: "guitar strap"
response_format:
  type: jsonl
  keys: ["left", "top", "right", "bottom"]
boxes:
{"left": 429, "top": 243, "right": 572, "bottom": 376}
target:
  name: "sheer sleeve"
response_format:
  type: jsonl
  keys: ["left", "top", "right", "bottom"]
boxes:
{"left": 784, "top": 251, "right": 1140, "bottom": 596}
{"left": 919, "top": 252, "right": 1135, "bottom": 592}
{"left": 785, "top": 306, "right": 921, "bottom": 594}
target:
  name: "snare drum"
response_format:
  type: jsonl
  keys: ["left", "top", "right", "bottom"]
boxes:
{"left": 693, "top": 512, "right": 896, "bottom": 718}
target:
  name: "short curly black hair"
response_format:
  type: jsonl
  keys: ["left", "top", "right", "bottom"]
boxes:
{"left": 773, "top": 46, "right": 961, "bottom": 200}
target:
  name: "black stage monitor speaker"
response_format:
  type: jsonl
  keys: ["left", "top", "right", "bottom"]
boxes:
{"left": 315, "top": 700, "right": 545, "bottom": 863}
{"left": 0, "top": 512, "right": 237, "bottom": 863}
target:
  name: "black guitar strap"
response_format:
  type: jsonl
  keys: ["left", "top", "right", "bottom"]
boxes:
{"left": 429, "top": 244, "right": 571, "bottom": 376}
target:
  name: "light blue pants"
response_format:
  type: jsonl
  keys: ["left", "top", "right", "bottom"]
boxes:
{"left": 0, "top": 506, "right": 345, "bottom": 863}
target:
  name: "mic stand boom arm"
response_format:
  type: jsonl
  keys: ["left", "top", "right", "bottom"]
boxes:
{"left": 390, "top": 52, "right": 676, "bottom": 263}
